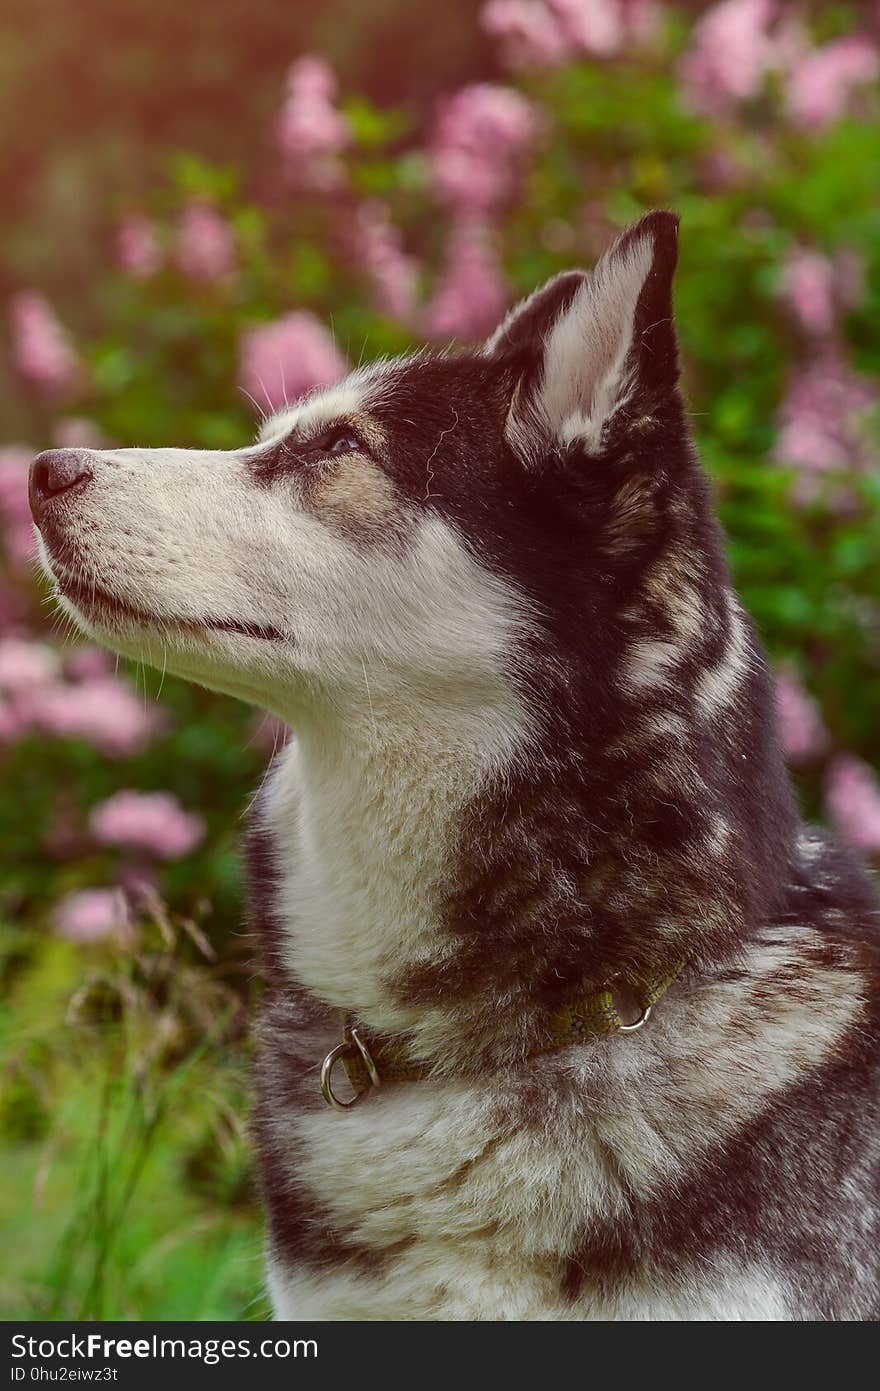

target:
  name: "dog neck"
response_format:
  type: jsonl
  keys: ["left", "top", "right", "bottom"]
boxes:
{"left": 257, "top": 651, "right": 793, "bottom": 1068}
{"left": 259, "top": 680, "right": 539, "bottom": 1062}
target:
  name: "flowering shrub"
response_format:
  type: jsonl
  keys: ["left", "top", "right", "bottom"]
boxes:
{"left": 239, "top": 310, "right": 347, "bottom": 415}
{"left": 7, "top": 293, "right": 81, "bottom": 402}
{"left": 0, "top": 0, "right": 877, "bottom": 1322}
{"left": 89, "top": 790, "right": 204, "bottom": 860}
{"left": 1, "top": 0, "right": 878, "bottom": 953}
{"left": 826, "top": 755, "right": 880, "bottom": 853}
{"left": 52, "top": 887, "right": 130, "bottom": 944}
{"left": 172, "top": 202, "right": 238, "bottom": 283}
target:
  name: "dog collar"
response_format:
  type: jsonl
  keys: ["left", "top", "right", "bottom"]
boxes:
{"left": 320, "top": 960, "right": 684, "bottom": 1110}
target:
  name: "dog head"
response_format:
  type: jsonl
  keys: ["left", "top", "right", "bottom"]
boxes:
{"left": 31, "top": 212, "right": 708, "bottom": 737}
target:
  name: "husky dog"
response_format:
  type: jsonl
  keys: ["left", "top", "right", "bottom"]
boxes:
{"left": 31, "top": 212, "right": 879, "bottom": 1320}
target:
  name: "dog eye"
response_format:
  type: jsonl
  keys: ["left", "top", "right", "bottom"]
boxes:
{"left": 316, "top": 430, "right": 361, "bottom": 457}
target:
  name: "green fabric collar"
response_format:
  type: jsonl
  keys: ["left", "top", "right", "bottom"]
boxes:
{"left": 320, "top": 960, "right": 685, "bottom": 1110}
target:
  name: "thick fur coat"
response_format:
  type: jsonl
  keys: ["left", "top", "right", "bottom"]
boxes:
{"left": 31, "top": 211, "right": 880, "bottom": 1320}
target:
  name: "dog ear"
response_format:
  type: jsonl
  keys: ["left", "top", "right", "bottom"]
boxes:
{"left": 484, "top": 269, "right": 588, "bottom": 362}
{"left": 487, "top": 210, "right": 680, "bottom": 465}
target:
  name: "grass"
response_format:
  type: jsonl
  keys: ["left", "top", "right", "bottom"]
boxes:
{"left": 0, "top": 902, "right": 270, "bottom": 1321}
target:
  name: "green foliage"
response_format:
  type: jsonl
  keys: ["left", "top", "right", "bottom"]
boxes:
{"left": 1, "top": 0, "right": 878, "bottom": 1323}
{"left": 0, "top": 905, "right": 265, "bottom": 1320}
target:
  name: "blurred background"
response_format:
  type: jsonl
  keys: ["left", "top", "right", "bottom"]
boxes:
{"left": 1, "top": 0, "right": 878, "bottom": 1320}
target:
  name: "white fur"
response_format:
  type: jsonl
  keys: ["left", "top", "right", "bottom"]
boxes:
{"left": 258, "top": 377, "right": 374, "bottom": 446}
{"left": 624, "top": 636, "right": 682, "bottom": 693}
{"left": 268, "top": 1250, "right": 791, "bottom": 1322}
{"left": 37, "top": 396, "right": 538, "bottom": 1051}
{"left": 36, "top": 389, "right": 536, "bottom": 755}
{"left": 695, "top": 592, "right": 754, "bottom": 719}
{"left": 263, "top": 922, "right": 860, "bottom": 1319}
{"left": 506, "top": 233, "right": 654, "bottom": 459}
{"left": 259, "top": 517, "right": 537, "bottom": 1045}
{"left": 483, "top": 277, "right": 570, "bottom": 358}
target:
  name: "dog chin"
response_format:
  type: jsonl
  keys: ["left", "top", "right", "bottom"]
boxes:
{"left": 50, "top": 581, "right": 297, "bottom": 725}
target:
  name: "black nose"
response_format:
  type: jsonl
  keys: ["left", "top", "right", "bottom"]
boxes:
{"left": 29, "top": 449, "right": 93, "bottom": 524}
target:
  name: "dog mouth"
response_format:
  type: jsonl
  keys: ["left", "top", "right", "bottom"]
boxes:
{"left": 54, "top": 571, "right": 287, "bottom": 644}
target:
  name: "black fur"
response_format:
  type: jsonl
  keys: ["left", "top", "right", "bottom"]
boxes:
{"left": 246, "top": 212, "right": 880, "bottom": 1318}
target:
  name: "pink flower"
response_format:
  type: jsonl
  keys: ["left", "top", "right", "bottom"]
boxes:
{"left": 833, "top": 248, "right": 866, "bottom": 312}
{"left": 51, "top": 417, "right": 108, "bottom": 451}
{"left": 64, "top": 646, "right": 114, "bottom": 681}
{"left": 0, "top": 699, "right": 26, "bottom": 743}
{"left": 238, "top": 311, "right": 347, "bottom": 415}
{"left": 8, "top": 292, "right": 81, "bottom": 399}
{"left": 779, "top": 247, "right": 865, "bottom": 340}
{"left": 617, "top": 0, "right": 660, "bottom": 43}
{"left": 34, "top": 676, "right": 166, "bottom": 756}
{"left": 779, "top": 249, "right": 836, "bottom": 337}
{"left": 775, "top": 352, "right": 875, "bottom": 487}
{"left": 698, "top": 150, "right": 744, "bottom": 193}
{"left": 2, "top": 648, "right": 160, "bottom": 755}
{"left": 826, "top": 755, "right": 880, "bottom": 854}
{"left": 425, "top": 220, "right": 508, "bottom": 341}
{"left": 354, "top": 201, "right": 419, "bottom": 324}
{"left": 0, "top": 446, "right": 29, "bottom": 516}
{"left": 117, "top": 861, "right": 159, "bottom": 897}
{"left": 172, "top": 202, "right": 236, "bottom": 282}
{"left": 678, "top": 0, "right": 776, "bottom": 117}
{"left": 483, "top": 0, "right": 656, "bottom": 65}
{"left": 53, "top": 888, "right": 129, "bottom": 944}
{"left": 0, "top": 581, "right": 26, "bottom": 638}
{"left": 547, "top": 0, "right": 624, "bottom": 57}
{"left": 116, "top": 214, "right": 162, "bottom": 279}
{"left": 0, "top": 639, "right": 58, "bottom": 693}
{"left": 481, "top": 1, "right": 571, "bottom": 70}
{"left": 786, "top": 36, "right": 879, "bottom": 131}
{"left": 430, "top": 84, "right": 538, "bottom": 217}
{"left": 276, "top": 56, "right": 349, "bottom": 188}
{"left": 89, "top": 789, "right": 204, "bottom": 859}
{"left": 0, "top": 445, "right": 35, "bottom": 567}
{"left": 775, "top": 669, "right": 826, "bottom": 761}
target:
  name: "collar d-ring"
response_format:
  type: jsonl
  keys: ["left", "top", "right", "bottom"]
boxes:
{"left": 320, "top": 1023, "right": 381, "bottom": 1110}
{"left": 617, "top": 1002, "right": 652, "bottom": 1033}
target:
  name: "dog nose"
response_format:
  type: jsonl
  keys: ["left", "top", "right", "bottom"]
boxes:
{"left": 29, "top": 449, "right": 93, "bottom": 524}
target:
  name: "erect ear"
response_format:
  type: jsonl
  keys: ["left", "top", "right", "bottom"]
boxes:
{"left": 484, "top": 269, "right": 588, "bottom": 361}
{"left": 486, "top": 210, "right": 680, "bottom": 463}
